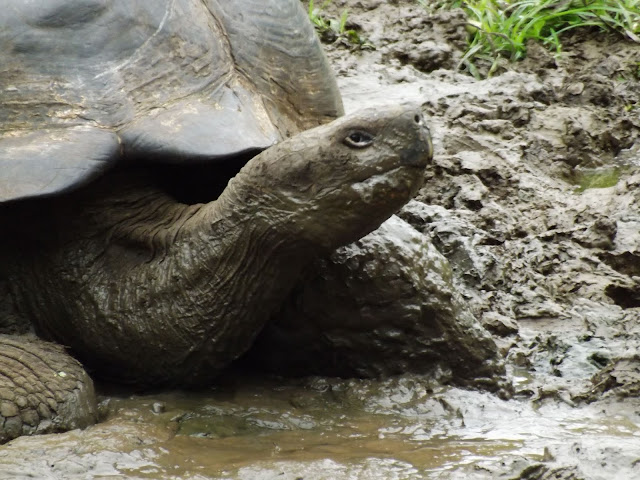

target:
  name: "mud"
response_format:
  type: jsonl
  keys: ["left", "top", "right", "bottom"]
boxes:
{"left": 2, "top": 0, "right": 640, "bottom": 478}
{"left": 1, "top": 377, "right": 639, "bottom": 479}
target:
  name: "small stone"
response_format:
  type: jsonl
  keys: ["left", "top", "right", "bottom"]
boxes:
{"left": 152, "top": 402, "right": 166, "bottom": 414}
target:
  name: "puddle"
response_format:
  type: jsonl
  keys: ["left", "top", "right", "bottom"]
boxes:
{"left": 1, "top": 375, "right": 639, "bottom": 479}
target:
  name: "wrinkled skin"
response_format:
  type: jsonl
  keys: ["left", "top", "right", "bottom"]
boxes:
{"left": 1, "top": 105, "right": 432, "bottom": 388}
{"left": 246, "top": 215, "right": 506, "bottom": 389}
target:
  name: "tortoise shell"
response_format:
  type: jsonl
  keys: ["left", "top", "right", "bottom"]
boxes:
{"left": 0, "top": 0, "right": 343, "bottom": 202}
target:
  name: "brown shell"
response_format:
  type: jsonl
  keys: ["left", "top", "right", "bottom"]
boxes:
{"left": 0, "top": 0, "right": 343, "bottom": 202}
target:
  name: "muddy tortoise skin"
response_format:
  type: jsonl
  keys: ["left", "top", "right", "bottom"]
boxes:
{"left": 3, "top": 105, "right": 432, "bottom": 387}
{"left": 0, "top": 335, "right": 97, "bottom": 444}
{"left": 0, "top": 0, "right": 433, "bottom": 443}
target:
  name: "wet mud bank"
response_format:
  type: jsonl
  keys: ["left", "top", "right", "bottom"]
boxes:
{"left": 323, "top": 0, "right": 640, "bottom": 477}
{"left": 2, "top": 1, "right": 639, "bottom": 479}
{"left": 1, "top": 376, "right": 639, "bottom": 479}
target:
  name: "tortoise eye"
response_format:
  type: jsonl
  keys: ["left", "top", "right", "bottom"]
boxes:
{"left": 343, "top": 130, "right": 374, "bottom": 148}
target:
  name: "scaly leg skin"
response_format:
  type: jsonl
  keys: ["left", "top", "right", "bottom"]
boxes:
{"left": 0, "top": 335, "right": 97, "bottom": 444}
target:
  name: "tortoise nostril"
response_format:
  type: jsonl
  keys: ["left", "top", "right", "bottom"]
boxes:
{"left": 414, "top": 114, "right": 421, "bottom": 124}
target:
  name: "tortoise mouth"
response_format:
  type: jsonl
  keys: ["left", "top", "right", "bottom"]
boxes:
{"left": 150, "top": 150, "right": 259, "bottom": 205}
{"left": 350, "top": 165, "right": 425, "bottom": 202}
{"left": 350, "top": 139, "right": 431, "bottom": 188}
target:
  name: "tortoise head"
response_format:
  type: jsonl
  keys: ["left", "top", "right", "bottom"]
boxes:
{"left": 226, "top": 104, "right": 433, "bottom": 251}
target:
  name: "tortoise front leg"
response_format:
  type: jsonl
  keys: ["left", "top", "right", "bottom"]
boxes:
{"left": 0, "top": 335, "right": 97, "bottom": 443}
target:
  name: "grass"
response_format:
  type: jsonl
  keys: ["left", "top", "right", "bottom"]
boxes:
{"left": 307, "top": 0, "right": 371, "bottom": 48}
{"left": 571, "top": 167, "right": 622, "bottom": 192}
{"left": 418, "top": 0, "right": 640, "bottom": 76}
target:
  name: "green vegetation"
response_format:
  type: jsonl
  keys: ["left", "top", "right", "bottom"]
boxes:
{"left": 307, "top": 0, "right": 371, "bottom": 48}
{"left": 572, "top": 167, "right": 622, "bottom": 192}
{"left": 418, "top": 0, "right": 640, "bottom": 76}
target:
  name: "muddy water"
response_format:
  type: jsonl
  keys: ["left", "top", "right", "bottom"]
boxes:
{"left": 1, "top": 371, "right": 639, "bottom": 479}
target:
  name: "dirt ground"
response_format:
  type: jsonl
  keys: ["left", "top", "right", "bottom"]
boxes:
{"left": 322, "top": 0, "right": 640, "bottom": 477}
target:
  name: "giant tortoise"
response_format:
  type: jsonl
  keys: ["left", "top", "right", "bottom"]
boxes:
{"left": 0, "top": 0, "right": 432, "bottom": 441}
